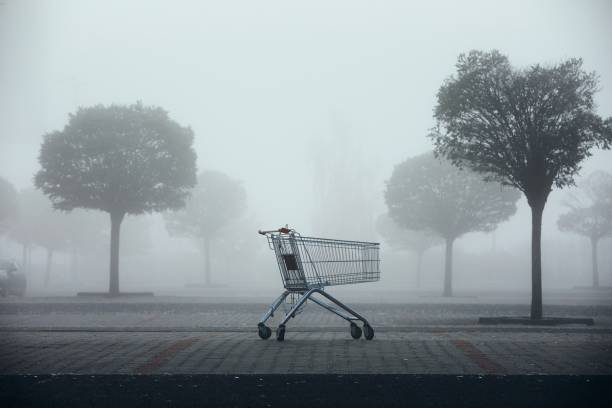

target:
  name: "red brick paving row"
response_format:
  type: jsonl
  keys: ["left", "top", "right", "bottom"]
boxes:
{"left": 0, "top": 331, "right": 610, "bottom": 375}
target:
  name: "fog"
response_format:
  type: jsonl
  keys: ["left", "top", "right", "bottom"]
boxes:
{"left": 1, "top": 0, "right": 612, "bottom": 297}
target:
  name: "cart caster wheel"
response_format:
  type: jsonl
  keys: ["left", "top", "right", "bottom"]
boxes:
{"left": 276, "top": 324, "right": 286, "bottom": 342}
{"left": 363, "top": 324, "right": 374, "bottom": 340}
{"left": 258, "top": 324, "right": 272, "bottom": 340}
{"left": 350, "top": 323, "right": 362, "bottom": 339}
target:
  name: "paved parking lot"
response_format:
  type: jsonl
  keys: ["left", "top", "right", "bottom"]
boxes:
{"left": 1, "top": 298, "right": 611, "bottom": 376}
{"left": 2, "top": 296, "right": 611, "bottom": 328}
{"left": 1, "top": 330, "right": 611, "bottom": 375}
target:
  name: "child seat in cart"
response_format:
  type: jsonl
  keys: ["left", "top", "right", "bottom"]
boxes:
{"left": 257, "top": 227, "right": 380, "bottom": 341}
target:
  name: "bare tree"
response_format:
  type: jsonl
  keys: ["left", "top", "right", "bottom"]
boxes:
{"left": 310, "top": 113, "right": 377, "bottom": 240}
{"left": 432, "top": 50, "right": 612, "bottom": 318}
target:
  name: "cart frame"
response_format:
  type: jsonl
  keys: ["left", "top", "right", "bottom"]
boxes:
{"left": 257, "top": 227, "right": 380, "bottom": 341}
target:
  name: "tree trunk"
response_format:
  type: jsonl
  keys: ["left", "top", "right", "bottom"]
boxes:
{"left": 21, "top": 244, "right": 27, "bottom": 273}
{"left": 204, "top": 237, "right": 211, "bottom": 286}
{"left": 70, "top": 245, "right": 79, "bottom": 283}
{"left": 415, "top": 250, "right": 423, "bottom": 289}
{"left": 530, "top": 202, "right": 545, "bottom": 320}
{"left": 590, "top": 237, "right": 599, "bottom": 288}
{"left": 44, "top": 248, "right": 53, "bottom": 288}
{"left": 443, "top": 237, "right": 454, "bottom": 297}
{"left": 109, "top": 211, "right": 125, "bottom": 296}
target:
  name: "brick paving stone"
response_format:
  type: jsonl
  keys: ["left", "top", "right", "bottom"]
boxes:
{"left": 1, "top": 301, "right": 611, "bottom": 377}
{"left": 1, "top": 330, "right": 611, "bottom": 375}
{"left": 3, "top": 301, "right": 611, "bottom": 329}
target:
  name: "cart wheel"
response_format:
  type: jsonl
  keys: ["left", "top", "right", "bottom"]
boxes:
{"left": 350, "top": 323, "right": 362, "bottom": 339}
{"left": 276, "top": 324, "right": 286, "bottom": 342}
{"left": 363, "top": 324, "right": 374, "bottom": 340}
{"left": 258, "top": 324, "right": 272, "bottom": 340}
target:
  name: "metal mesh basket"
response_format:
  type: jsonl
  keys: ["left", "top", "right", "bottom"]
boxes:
{"left": 266, "top": 232, "right": 380, "bottom": 290}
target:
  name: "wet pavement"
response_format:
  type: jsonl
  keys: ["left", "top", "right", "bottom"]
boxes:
{"left": 0, "top": 297, "right": 611, "bottom": 375}
{"left": 1, "top": 330, "right": 611, "bottom": 375}
{"left": 1, "top": 295, "right": 611, "bottom": 406}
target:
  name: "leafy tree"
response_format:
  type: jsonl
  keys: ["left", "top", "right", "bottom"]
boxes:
{"left": 0, "top": 176, "right": 17, "bottom": 234}
{"left": 432, "top": 50, "right": 612, "bottom": 317}
{"left": 575, "top": 170, "right": 612, "bottom": 207}
{"left": 9, "top": 190, "right": 36, "bottom": 271}
{"left": 61, "top": 209, "right": 107, "bottom": 281}
{"left": 164, "top": 170, "right": 247, "bottom": 285}
{"left": 35, "top": 102, "right": 197, "bottom": 295}
{"left": 376, "top": 213, "right": 441, "bottom": 288}
{"left": 211, "top": 214, "right": 262, "bottom": 284}
{"left": 385, "top": 152, "right": 520, "bottom": 296}
{"left": 558, "top": 171, "right": 612, "bottom": 287}
{"left": 117, "top": 215, "right": 153, "bottom": 256}
{"left": 33, "top": 206, "right": 70, "bottom": 288}
{"left": 9, "top": 189, "right": 69, "bottom": 285}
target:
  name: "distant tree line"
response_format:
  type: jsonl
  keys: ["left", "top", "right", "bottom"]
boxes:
{"left": 385, "top": 153, "right": 520, "bottom": 296}
{"left": 558, "top": 171, "right": 612, "bottom": 288}
{"left": 383, "top": 50, "right": 611, "bottom": 320}
{"left": 1, "top": 49, "right": 611, "bottom": 310}
{"left": 164, "top": 170, "right": 247, "bottom": 286}
{"left": 1, "top": 102, "right": 247, "bottom": 296}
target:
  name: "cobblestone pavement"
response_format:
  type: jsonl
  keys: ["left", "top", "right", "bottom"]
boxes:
{"left": 1, "top": 329, "right": 610, "bottom": 375}
{"left": 2, "top": 300, "right": 611, "bottom": 328}
{"left": 1, "top": 300, "right": 611, "bottom": 376}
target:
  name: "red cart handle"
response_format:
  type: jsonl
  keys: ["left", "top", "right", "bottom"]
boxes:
{"left": 258, "top": 226, "right": 293, "bottom": 235}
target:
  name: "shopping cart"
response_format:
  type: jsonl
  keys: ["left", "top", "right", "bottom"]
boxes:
{"left": 257, "top": 227, "right": 380, "bottom": 341}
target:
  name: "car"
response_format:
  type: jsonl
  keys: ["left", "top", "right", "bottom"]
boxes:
{"left": 0, "top": 259, "right": 26, "bottom": 297}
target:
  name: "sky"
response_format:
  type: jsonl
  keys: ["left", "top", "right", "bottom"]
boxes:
{"left": 1, "top": 0, "right": 611, "bottom": 258}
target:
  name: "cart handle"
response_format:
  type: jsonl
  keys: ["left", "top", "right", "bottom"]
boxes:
{"left": 258, "top": 226, "right": 293, "bottom": 235}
